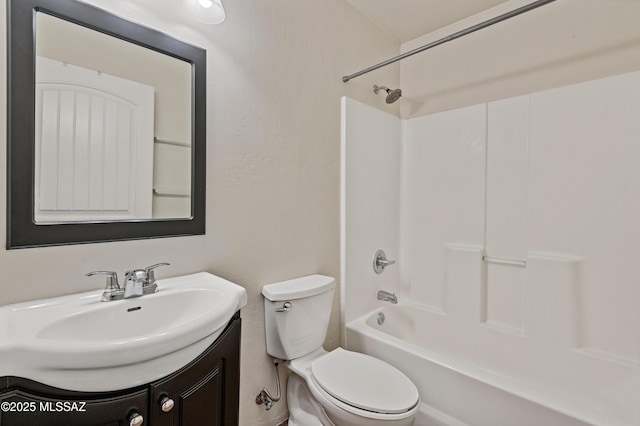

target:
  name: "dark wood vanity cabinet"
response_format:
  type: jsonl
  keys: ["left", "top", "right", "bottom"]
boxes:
{"left": 149, "top": 314, "right": 241, "bottom": 426}
{"left": 0, "top": 314, "right": 241, "bottom": 426}
{"left": 0, "top": 389, "right": 148, "bottom": 426}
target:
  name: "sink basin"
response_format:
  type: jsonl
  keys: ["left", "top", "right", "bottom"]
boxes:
{"left": 0, "top": 272, "right": 247, "bottom": 391}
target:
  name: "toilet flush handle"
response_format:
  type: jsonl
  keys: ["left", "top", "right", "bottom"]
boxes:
{"left": 275, "top": 302, "right": 292, "bottom": 312}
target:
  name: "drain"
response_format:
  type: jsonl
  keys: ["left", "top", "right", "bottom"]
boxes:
{"left": 377, "top": 312, "right": 385, "bottom": 325}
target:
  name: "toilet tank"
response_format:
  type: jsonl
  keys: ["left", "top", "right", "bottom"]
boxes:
{"left": 262, "top": 275, "right": 335, "bottom": 360}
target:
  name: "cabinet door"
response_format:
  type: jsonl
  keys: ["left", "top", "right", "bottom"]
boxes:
{"left": 0, "top": 389, "right": 147, "bottom": 426}
{"left": 150, "top": 318, "right": 240, "bottom": 426}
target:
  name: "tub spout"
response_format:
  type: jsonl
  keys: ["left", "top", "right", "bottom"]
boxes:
{"left": 377, "top": 290, "right": 397, "bottom": 304}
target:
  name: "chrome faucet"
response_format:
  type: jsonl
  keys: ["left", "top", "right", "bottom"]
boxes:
{"left": 123, "top": 269, "right": 146, "bottom": 298}
{"left": 142, "top": 262, "right": 170, "bottom": 294}
{"left": 86, "top": 271, "right": 122, "bottom": 302}
{"left": 87, "top": 263, "right": 170, "bottom": 302}
{"left": 377, "top": 289, "right": 397, "bottom": 304}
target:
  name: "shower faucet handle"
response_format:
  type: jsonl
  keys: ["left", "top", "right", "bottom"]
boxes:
{"left": 373, "top": 249, "right": 396, "bottom": 274}
{"left": 378, "top": 258, "right": 396, "bottom": 267}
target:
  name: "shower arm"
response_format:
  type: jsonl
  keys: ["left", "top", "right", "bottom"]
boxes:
{"left": 342, "top": 0, "right": 556, "bottom": 83}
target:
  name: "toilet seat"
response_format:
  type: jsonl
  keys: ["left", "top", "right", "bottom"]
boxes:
{"left": 310, "top": 348, "right": 419, "bottom": 415}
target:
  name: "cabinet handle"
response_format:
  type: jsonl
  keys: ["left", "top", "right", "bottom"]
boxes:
{"left": 160, "top": 396, "right": 175, "bottom": 412}
{"left": 129, "top": 412, "right": 144, "bottom": 426}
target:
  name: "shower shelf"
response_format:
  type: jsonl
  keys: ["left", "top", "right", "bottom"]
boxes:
{"left": 482, "top": 255, "right": 526, "bottom": 267}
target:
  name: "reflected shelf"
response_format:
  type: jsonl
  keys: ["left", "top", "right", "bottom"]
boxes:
{"left": 154, "top": 137, "right": 191, "bottom": 147}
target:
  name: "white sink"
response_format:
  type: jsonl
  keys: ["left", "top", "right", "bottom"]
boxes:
{"left": 0, "top": 272, "right": 247, "bottom": 391}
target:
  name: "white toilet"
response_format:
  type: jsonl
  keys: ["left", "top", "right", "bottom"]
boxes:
{"left": 262, "top": 275, "right": 419, "bottom": 426}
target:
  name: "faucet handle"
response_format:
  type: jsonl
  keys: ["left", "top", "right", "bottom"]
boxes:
{"left": 144, "top": 263, "right": 170, "bottom": 284}
{"left": 141, "top": 262, "right": 170, "bottom": 294}
{"left": 86, "top": 271, "right": 120, "bottom": 289}
{"left": 373, "top": 249, "right": 396, "bottom": 274}
{"left": 86, "top": 271, "right": 121, "bottom": 301}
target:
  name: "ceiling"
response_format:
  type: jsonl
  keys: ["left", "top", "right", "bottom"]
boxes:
{"left": 345, "top": 0, "right": 512, "bottom": 43}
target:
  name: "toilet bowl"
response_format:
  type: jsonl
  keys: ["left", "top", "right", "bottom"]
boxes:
{"left": 262, "top": 275, "right": 419, "bottom": 426}
{"left": 288, "top": 348, "right": 419, "bottom": 426}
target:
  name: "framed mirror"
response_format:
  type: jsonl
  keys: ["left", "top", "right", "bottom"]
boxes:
{"left": 7, "top": 0, "right": 206, "bottom": 248}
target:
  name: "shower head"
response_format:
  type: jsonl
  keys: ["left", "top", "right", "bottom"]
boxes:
{"left": 373, "top": 84, "right": 402, "bottom": 104}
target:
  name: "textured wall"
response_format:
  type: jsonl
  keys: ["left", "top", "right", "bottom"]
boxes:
{"left": 0, "top": 0, "right": 400, "bottom": 424}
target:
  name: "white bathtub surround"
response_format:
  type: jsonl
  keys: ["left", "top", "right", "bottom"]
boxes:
{"left": 341, "top": 70, "right": 640, "bottom": 426}
{"left": 340, "top": 97, "right": 401, "bottom": 331}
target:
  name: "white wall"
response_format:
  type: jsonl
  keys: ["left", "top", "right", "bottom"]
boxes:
{"left": 400, "top": 0, "right": 640, "bottom": 118}
{"left": 0, "top": 0, "right": 400, "bottom": 424}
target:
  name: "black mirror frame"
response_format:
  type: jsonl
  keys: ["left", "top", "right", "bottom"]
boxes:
{"left": 7, "top": 0, "right": 206, "bottom": 249}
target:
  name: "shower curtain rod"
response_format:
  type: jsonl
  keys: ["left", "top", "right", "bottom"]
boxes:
{"left": 342, "top": 0, "right": 556, "bottom": 83}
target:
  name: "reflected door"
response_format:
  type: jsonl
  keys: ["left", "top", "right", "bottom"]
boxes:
{"left": 35, "top": 57, "right": 155, "bottom": 222}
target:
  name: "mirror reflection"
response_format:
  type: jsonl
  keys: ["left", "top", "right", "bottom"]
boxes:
{"left": 35, "top": 12, "right": 192, "bottom": 222}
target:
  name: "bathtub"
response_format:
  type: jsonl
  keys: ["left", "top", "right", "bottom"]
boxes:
{"left": 345, "top": 304, "right": 639, "bottom": 426}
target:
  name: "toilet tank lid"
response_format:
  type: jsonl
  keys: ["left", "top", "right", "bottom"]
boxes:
{"left": 262, "top": 275, "right": 335, "bottom": 301}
